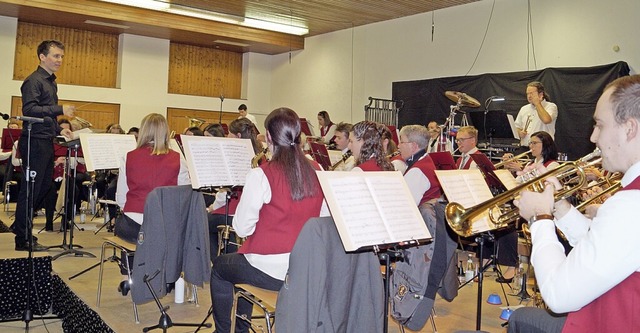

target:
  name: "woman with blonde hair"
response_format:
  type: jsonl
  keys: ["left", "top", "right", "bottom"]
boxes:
{"left": 114, "top": 113, "right": 190, "bottom": 295}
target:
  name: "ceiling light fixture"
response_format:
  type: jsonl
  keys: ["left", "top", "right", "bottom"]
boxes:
{"left": 85, "top": 20, "right": 131, "bottom": 29}
{"left": 99, "top": 0, "right": 309, "bottom": 36}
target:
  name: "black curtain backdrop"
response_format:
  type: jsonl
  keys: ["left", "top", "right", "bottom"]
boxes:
{"left": 392, "top": 61, "right": 630, "bottom": 160}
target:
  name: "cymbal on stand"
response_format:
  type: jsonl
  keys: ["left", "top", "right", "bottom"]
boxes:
{"left": 445, "top": 91, "right": 481, "bottom": 108}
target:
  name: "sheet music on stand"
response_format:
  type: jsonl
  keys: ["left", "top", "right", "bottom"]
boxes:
{"left": 317, "top": 171, "right": 431, "bottom": 252}
{"left": 180, "top": 135, "right": 254, "bottom": 189}
{"left": 435, "top": 169, "right": 496, "bottom": 235}
{"left": 78, "top": 133, "right": 137, "bottom": 171}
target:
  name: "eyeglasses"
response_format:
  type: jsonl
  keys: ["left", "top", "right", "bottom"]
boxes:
{"left": 529, "top": 141, "right": 542, "bottom": 146}
{"left": 455, "top": 137, "right": 473, "bottom": 143}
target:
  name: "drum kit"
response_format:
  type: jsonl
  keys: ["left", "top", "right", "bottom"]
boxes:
{"left": 441, "top": 90, "right": 480, "bottom": 152}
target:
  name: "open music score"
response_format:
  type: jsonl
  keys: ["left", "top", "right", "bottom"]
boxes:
{"left": 180, "top": 135, "right": 254, "bottom": 189}
{"left": 78, "top": 133, "right": 137, "bottom": 171}
{"left": 435, "top": 169, "right": 496, "bottom": 234}
{"left": 317, "top": 171, "right": 431, "bottom": 252}
{"left": 493, "top": 169, "right": 518, "bottom": 190}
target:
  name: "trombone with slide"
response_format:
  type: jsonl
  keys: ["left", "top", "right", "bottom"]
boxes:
{"left": 444, "top": 149, "right": 604, "bottom": 237}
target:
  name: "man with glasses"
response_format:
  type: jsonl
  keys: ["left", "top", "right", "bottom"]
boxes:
{"left": 398, "top": 125, "right": 442, "bottom": 206}
{"left": 455, "top": 126, "right": 481, "bottom": 169}
{"left": 514, "top": 81, "right": 558, "bottom": 146}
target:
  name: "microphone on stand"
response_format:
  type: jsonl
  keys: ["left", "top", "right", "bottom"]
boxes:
{"left": 218, "top": 94, "right": 224, "bottom": 124}
{"left": 13, "top": 115, "right": 44, "bottom": 123}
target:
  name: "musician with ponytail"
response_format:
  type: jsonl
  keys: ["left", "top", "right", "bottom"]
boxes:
{"left": 209, "top": 107, "right": 328, "bottom": 333}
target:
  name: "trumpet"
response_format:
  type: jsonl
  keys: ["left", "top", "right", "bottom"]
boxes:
{"left": 575, "top": 172, "right": 622, "bottom": 212}
{"left": 329, "top": 151, "right": 352, "bottom": 171}
{"left": 445, "top": 161, "right": 588, "bottom": 237}
{"left": 494, "top": 150, "right": 531, "bottom": 169}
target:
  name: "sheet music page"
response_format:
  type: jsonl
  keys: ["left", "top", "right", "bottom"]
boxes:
{"left": 328, "top": 150, "right": 343, "bottom": 165}
{"left": 181, "top": 136, "right": 253, "bottom": 189}
{"left": 507, "top": 114, "right": 519, "bottom": 139}
{"left": 435, "top": 169, "right": 493, "bottom": 208}
{"left": 79, "top": 133, "right": 137, "bottom": 171}
{"left": 494, "top": 169, "right": 518, "bottom": 190}
{"left": 365, "top": 174, "right": 431, "bottom": 243}
{"left": 317, "top": 171, "right": 430, "bottom": 251}
{"left": 435, "top": 169, "right": 496, "bottom": 234}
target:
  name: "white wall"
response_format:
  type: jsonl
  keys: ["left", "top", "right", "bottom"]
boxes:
{"left": 1, "top": 0, "right": 638, "bottom": 131}
{"left": 270, "top": 0, "right": 640, "bottom": 125}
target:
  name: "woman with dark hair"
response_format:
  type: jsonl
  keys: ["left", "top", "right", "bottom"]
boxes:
{"left": 228, "top": 117, "right": 262, "bottom": 154}
{"left": 504, "top": 130, "right": 559, "bottom": 173}
{"left": 204, "top": 123, "right": 225, "bottom": 137}
{"left": 184, "top": 126, "right": 204, "bottom": 136}
{"left": 381, "top": 125, "right": 407, "bottom": 173}
{"left": 317, "top": 110, "right": 336, "bottom": 144}
{"left": 349, "top": 121, "right": 394, "bottom": 171}
{"left": 209, "top": 107, "right": 327, "bottom": 333}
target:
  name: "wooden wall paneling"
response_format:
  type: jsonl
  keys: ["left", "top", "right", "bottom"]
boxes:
{"left": 167, "top": 107, "right": 238, "bottom": 135}
{"left": 11, "top": 96, "right": 120, "bottom": 131}
{"left": 168, "top": 43, "right": 242, "bottom": 99}
{"left": 14, "top": 22, "right": 119, "bottom": 88}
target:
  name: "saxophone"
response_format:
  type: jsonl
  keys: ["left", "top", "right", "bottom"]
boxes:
{"left": 329, "top": 151, "right": 352, "bottom": 171}
{"left": 251, "top": 147, "right": 269, "bottom": 168}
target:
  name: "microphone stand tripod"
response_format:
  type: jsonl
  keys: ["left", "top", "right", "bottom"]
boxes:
{"left": 0, "top": 120, "right": 58, "bottom": 330}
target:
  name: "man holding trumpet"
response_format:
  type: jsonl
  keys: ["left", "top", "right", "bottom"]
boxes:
{"left": 514, "top": 81, "right": 558, "bottom": 146}
{"left": 508, "top": 75, "right": 640, "bottom": 332}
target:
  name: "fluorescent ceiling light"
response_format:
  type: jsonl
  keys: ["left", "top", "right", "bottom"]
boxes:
{"left": 85, "top": 20, "right": 130, "bottom": 29}
{"left": 99, "top": 0, "right": 309, "bottom": 36}
{"left": 214, "top": 40, "right": 250, "bottom": 47}
{"left": 243, "top": 18, "right": 308, "bottom": 36}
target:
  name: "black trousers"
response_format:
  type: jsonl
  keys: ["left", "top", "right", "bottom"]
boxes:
{"left": 11, "top": 137, "right": 54, "bottom": 245}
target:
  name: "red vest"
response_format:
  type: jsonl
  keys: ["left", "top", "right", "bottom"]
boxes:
{"left": 123, "top": 147, "right": 181, "bottom": 213}
{"left": 562, "top": 176, "right": 640, "bottom": 333}
{"left": 238, "top": 161, "right": 324, "bottom": 255}
{"left": 408, "top": 154, "right": 442, "bottom": 205}
{"left": 543, "top": 159, "right": 557, "bottom": 168}
{"left": 456, "top": 151, "right": 482, "bottom": 169}
{"left": 358, "top": 158, "right": 383, "bottom": 171}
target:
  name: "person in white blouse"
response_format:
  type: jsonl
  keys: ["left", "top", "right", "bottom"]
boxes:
{"left": 209, "top": 107, "right": 330, "bottom": 333}
{"left": 317, "top": 110, "right": 336, "bottom": 144}
{"left": 508, "top": 75, "right": 640, "bottom": 333}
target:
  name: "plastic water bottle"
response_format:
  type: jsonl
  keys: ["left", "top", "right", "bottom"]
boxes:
{"left": 513, "top": 263, "right": 525, "bottom": 292}
{"left": 80, "top": 207, "right": 86, "bottom": 223}
{"left": 174, "top": 276, "right": 185, "bottom": 304}
{"left": 458, "top": 260, "right": 465, "bottom": 285}
{"left": 465, "top": 254, "right": 475, "bottom": 285}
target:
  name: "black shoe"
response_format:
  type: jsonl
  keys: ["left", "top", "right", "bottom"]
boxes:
{"left": 166, "top": 282, "right": 175, "bottom": 293}
{"left": 118, "top": 280, "right": 130, "bottom": 296}
{"left": 496, "top": 276, "right": 513, "bottom": 284}
{"left": 15, "top": 241, "right": 49, "bottom": 252}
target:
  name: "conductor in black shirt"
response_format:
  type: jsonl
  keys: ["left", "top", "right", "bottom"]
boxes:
{"left": 11, "top": 40, "right": 75, "bottom": 251}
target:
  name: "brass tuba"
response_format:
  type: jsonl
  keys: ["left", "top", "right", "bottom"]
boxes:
{"left": 445, "top": 162, "right": 588, "bottom": 237}
{"left": 186, "top": 116, "right": 206, "bottom": 128}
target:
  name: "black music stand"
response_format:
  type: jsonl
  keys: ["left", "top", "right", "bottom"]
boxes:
{"left": 468, "top": 110, "right": 519, "bottom": 148}
{"left": 309, "top": 142, "right": 332, "bottom": 170}
{"left": 50, "top": 139, "right": 95, "bottom": 260}
{"left": 470, "top": 153, "right": 508, "bottom": 195}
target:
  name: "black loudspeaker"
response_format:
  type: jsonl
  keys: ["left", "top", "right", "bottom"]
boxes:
{"left": 0, "top": 256, "right": 52, "bottom": 319}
